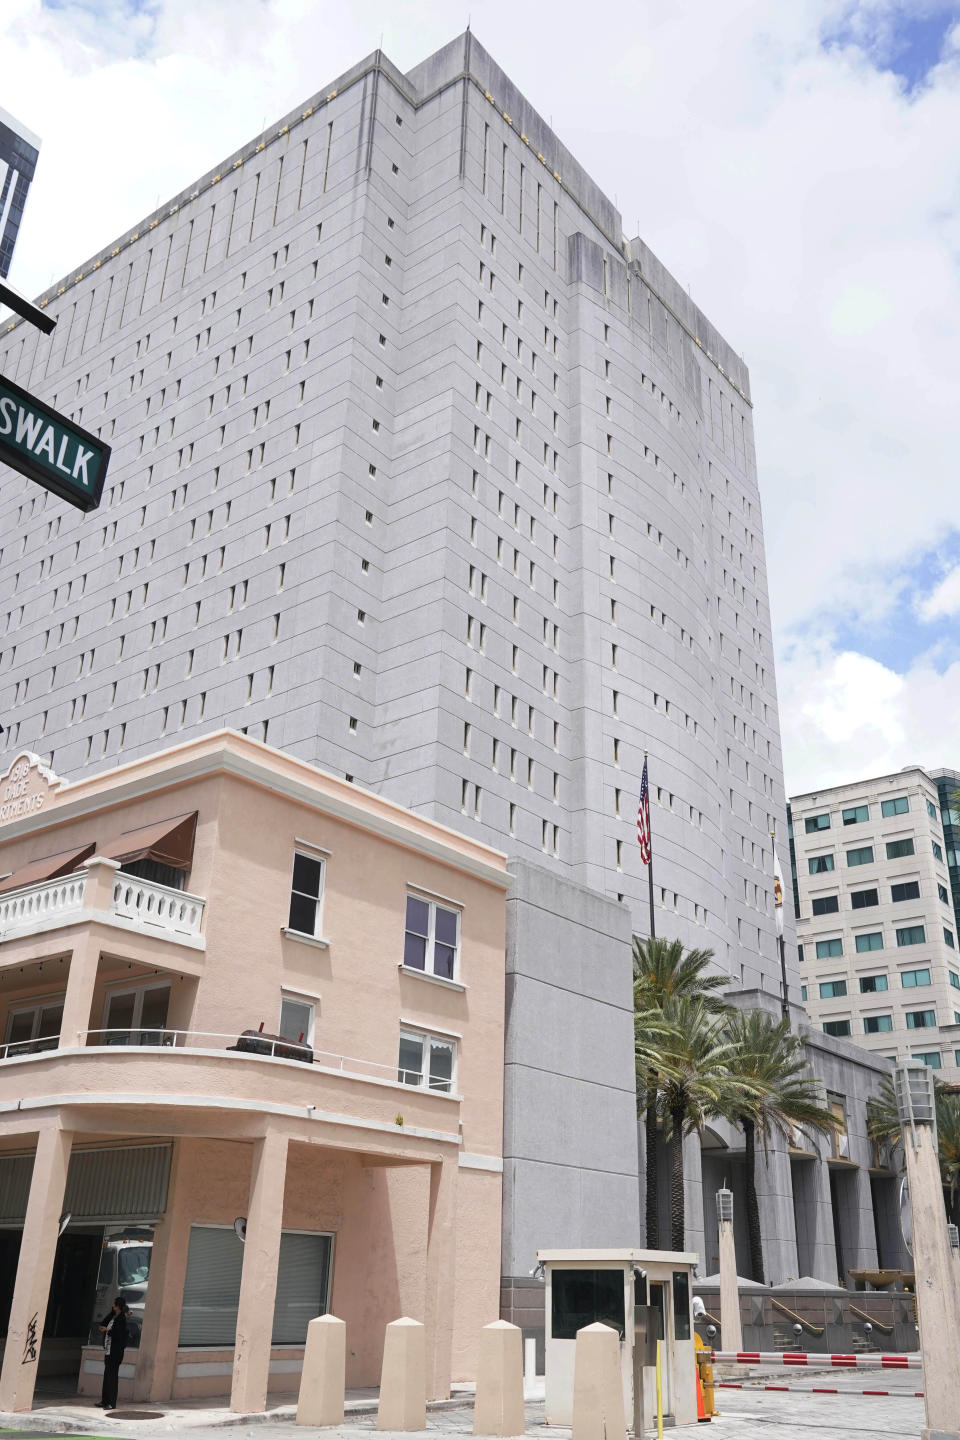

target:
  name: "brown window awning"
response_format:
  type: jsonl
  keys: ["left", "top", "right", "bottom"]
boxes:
{"left": 99, "top": 812, "right": 197, "bottom": 870}
{"left": 0, "top": 842, "right": 97, "bottom": 895}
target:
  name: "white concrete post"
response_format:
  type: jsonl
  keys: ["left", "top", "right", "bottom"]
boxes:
{"left": 474, "top": 1320, "right": 525, "bottom": 1436}
{"left": 716, "top": 1186, "right": 743, "bottom": 1353}
{"left": 229, "top": 1130, "right": 289, "bottom": 1414}
{"left": 0, "top": 1127, "right": 74, "bottom": 1412}
{"left": 894, "top": 1061, "right": 960, "bottom": 1440}
{"left": 296, "top": 1314, "right": 346, "bottom": 1427}
{"left": 571, "top": 1322, "right": 626, "bottom": 1440}
{"left": 378, "top": 1318, "right": 426, "bottom": 1431}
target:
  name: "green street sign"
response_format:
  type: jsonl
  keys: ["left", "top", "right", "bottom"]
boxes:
{"left": 0, "top": 371, "right": 110, "bottom": 512}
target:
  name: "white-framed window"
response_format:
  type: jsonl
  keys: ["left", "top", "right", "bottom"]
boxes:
{"left": 397, "top": 1029, "right": 456, "bottom": 1092}
{"left": 99, "top": 982, "right": 171, "bottom": 1045}
{"left": 288, "top": 851, "right": 325, "bottom": 937}
{"left": 279, "top": 994, "right": 315, "bottom": 1048}
{"left": 403, "top": 894, "right": 460, "bottom": 980}
{"left": 4, "top": 996, "right": 65, "bottom": 1056}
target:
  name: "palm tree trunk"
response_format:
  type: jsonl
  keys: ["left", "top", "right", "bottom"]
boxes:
{"left": 743, "top": 1118, "right": 764, "bottom": 1284}
{"left": 670, "top": 1100, "right": 686, "bottom": 1252}
{"left": 645, "top": 1074, "right": 659, "bottom": 1249}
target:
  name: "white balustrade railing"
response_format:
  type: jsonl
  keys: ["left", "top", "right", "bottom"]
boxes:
{"left": 110, "top": 877, "right": 204, "bottom": 937}
{"left": 0, "top": 871, "right": 204, "bottom": 941}
{"left": 0, "top": 873, "right": 87, "bottom": 931}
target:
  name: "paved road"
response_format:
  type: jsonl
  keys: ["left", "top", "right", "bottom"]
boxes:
{"left": 706, "top": 1368, "right": 925, "bottom": 1439}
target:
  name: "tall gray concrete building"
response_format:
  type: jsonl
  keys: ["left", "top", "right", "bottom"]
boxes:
{"left": 0, "top": 33, "right": 829, "bottom": 1341}
{"left": 0, "top": 33, "right": 791, "bottom": 998}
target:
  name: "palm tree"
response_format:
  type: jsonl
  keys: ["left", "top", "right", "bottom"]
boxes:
{"left": 725, "top": 1010, "right": 840, "bottom": 1283}
{"left": 657, "top": 997, "right": 754, "bottom": 1252}
{"left": 868, "top": 1075, "right": 960, "bottom": 1221}
{"left": 633, "top": 937, "right": 732, "bottom": 1248}
{"left": 866, "top": 1075, "right": 902, "bottom": 1159}
{"left": 936, "top": 1088, "right": 960, "bottom": 1220}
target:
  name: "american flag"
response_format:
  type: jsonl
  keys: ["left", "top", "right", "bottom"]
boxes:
{"left": 637, "top": 758, "right": 651, "bottom": 864}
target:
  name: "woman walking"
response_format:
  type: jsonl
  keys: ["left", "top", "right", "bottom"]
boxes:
{"left": 97, "top": 1297, "right": 130, "bottom": 1410}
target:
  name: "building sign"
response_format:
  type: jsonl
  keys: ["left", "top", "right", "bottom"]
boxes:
{"left": 0, "top": 372, "right": 110, "bottom": 512}
{"left": 0, "top": 752, "right": 65, "bottom": 824}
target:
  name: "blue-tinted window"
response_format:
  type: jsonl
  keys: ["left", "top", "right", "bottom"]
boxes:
{"left": 847, "top": 846, "right": 874, "bottom": 867}
{"left": 808, "top": 854, "right": 835, "bottom": 874}
{"left": 798, "top": 944, "right": 804, "bottom": 963}
{"left": 945, "top": 928, "right": 955, "bottom": 949}
{"left": 939, "top": 884, "right": 950, "bottom": 905}
{"left": 859, "top": 973, "right": 888, "bottom": 992}
{"left": 905, "top": 1009, "right": 936, "bottom": 1029}
{"left": 805, "top": 814, "right": 831, "bottom": 833}
{"left": 851, "top": 889, "right": 879, "bottom": 910}
{"left": 897, "top": 927, "right": 926, "bottom": 949}
{"left": 819, "top": 980, "right": 847, "bottom": 999}
{"left": 881, "top": 796, "right": 909, "bottom": 817}
{"left": 886, "top": 838, "right": 915, "bottom": 859}
{"left": 816, "top": 938, "right": 843, "bottom": 958}
{"left": 864, "top": 1014, "right": 893, "bottom": 1034}
{"left": 842, "top": 805, "right": 869, "bottom": 825}
{"left": 801, "top": 985, "right": 808, "bottom": 1001}
{"left": 855, "top": 932, "right": 883, "bottom": 953}
{"left": 914, "top": 1051, "right": 941, "bottom": 1068}
{"left": 950, "top": 971, "right": 960, "bottom": 991}
{"left": 823, "top": 1019, "right": 851, "bottom": 1037}
{"left": 901, "top": 966, "right": 931, "bottom": 985}
{"left": 812, "top": 895, "right": 839, "bottom": 916}
{"left": 927, "top": 798, "right": 938, "bottom": 820}
{"left": 892, "top": 882, "right": 921, "bottom": 903}
{"left": 933, "top": 841, "right": 944, "bottom": 862}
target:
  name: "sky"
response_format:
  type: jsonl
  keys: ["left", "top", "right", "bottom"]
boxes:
{"left": 2, "top": 0, "right": 960, "bottom": 797}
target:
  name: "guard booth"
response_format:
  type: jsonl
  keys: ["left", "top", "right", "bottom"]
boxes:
{"left": 538, "top": 1248, "right": 699, "bottom": 1430}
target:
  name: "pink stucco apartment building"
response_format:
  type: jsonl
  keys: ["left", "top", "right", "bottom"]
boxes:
{"left": 0, "top": 731, "right": 508, "bottom": 1412}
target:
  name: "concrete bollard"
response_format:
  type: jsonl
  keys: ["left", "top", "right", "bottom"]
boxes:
{"left": 571, "top": 1323, "right": 626, "bottom": 1440}
{"left": 378, "top": 1317, "right": 426, "bottom": 1431}
{"left": 296, "top": 1314, "right": 346, "bottom": 1427}
{"left": 474, "top": 1321, "right": 525, "bottom": 1436}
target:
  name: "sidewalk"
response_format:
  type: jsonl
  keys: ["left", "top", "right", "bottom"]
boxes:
{"left": 0, "top": 1384, "right": 543, "bottom": 1438}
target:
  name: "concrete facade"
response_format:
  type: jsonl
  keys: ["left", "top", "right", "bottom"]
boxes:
{"left": 499, "top": 860, "right": 638, "bottom": 1358}
{"left": 692, "top": 989, "right": 906, "bottom": 1292}
{"left": 791, "top": 767, "right": 960, "bottom": 1082}
{"left": 0, "top": 733, "right": 509, "bottom": 1409}
{"left": 0, "top": 33, "right": 791, "bottom": 1001}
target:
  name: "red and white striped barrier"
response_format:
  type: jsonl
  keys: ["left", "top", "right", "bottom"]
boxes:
{"left": 715, "top": 1382, "right": 923, "bottom": 1397}
{"left": 708, "top": 1351, "right": 921, "bottom": 1369}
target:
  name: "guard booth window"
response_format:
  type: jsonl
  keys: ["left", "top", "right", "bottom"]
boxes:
{"left": 672, "top": 1271, "right": 690, "bottom": 1339}
{"left": 551, "top": 1269, "right": 625, "bottom": 1339}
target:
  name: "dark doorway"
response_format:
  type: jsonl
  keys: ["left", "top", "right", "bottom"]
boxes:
{"left": 0, "top": 1226, "right": 103, "bottom": 1382}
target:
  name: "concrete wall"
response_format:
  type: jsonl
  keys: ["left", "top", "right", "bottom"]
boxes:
{"left": 499, "top": 859, "right": 639, "bottom": 1356}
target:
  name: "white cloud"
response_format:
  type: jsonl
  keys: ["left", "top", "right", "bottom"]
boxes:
{"left": 916, "top": 562, "right": 960, "bottom": 620}
{"left": 778, "top": 630, "right": 960, "bottom": 792}
{"left": 4, "top": 0, "right": 960, "bottom": 790}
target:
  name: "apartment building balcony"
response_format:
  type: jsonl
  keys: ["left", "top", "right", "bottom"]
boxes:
{"left": 0, "top": 1028, "right": 460, "bottom": 1145}
{"left": 0, "top": 864, "right": 205, "bottom": 948}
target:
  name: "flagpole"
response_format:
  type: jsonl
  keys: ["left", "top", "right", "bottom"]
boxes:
{"left": 771, "top": 828, "right": 788, "bottom": 1021}
{"left": 645, "top": 750, "right": 656, "bottom": 940}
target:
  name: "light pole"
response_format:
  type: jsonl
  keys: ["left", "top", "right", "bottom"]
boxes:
{"left": 716, "top": 1186, "right": 742, "bottom": 1353}
{"left": 893, "top": 1059, "right": 960, "bottom": 1440}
